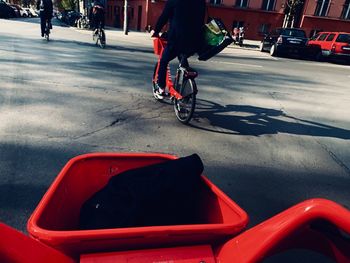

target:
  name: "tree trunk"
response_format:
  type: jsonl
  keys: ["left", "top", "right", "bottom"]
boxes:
{"left": 123, "top": 0, "right": 128, "bottom": 35}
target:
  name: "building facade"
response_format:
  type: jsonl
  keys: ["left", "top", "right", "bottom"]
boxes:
{"left": 105, "top": 0, "right": 350, "bottom": 40}
{"left": 300, "top": 0, "right": 350, "bottom": 36}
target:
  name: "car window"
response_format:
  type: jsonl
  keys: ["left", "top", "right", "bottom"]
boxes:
{"left": 281, "top": 29, "right": 306, "bottom": 37}
{"left": 335, "top": 34, "right": 350, "bottom": 43}
{"left": 310, "top": 33, "right": 320, "bottom": 40}
{"left": 326, "top": 33, "right": 335, "bottom": 41}
{"left": 317, "top": 33, "right": 329, "bottom": 41}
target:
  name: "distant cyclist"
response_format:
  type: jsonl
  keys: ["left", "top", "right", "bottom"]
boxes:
{"left": 151, "top": 0, "right": 205, "bottom": 98}
{"left": 36, "top": 0, "right": 53, "bottom": 38}
{"left": 89, "top": 0, "right": 105, "bottom": 34}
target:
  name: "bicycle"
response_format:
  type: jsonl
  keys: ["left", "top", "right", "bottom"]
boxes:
{"left": 93, "top": 23, "right": 106, "bottom": 49}
{"left": 152, "top": 37, "right": 198, "bottom": 124}
{"left": 44, "top": 19, "right": 51, "bottom": 41}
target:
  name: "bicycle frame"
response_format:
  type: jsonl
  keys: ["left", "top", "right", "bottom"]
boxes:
{"left": 153, "top": 38, "right": 184, "bottom": 100}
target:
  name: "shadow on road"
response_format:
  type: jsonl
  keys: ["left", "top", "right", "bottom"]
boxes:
{"left": 190, "top": 100, "right": 350, "bottom": 140}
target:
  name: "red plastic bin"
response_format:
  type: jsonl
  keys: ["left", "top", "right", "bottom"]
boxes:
{"left": 27, "top": 153, "right": 248, "bottom": 256}
{"left": 0, "top": 222, "right": 74, "bottom": 263}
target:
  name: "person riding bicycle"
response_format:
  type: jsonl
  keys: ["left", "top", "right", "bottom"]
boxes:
{"left": 36, "top": 0, "right": 53, "bottom": 38}
{"left": 89, "top": 0, "right": 105, "bottom": 35}
{"left": 151, "top": 0, "right": 205, "bottom": 98}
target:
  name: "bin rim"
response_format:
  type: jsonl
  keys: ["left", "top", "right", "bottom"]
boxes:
{"left": 27, "top": 152, "right": 248, "bottom": 245}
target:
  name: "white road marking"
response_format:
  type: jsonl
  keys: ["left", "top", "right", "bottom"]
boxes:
{"left": 296, "top": 61, "right": 350, "bottom": 69}
{"left": 209, "top": 60, "right": 263, "bottom": 68}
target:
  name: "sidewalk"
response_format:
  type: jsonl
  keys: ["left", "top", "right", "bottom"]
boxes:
{"left": 78, "top": 26, "right": 261, "bottom": 51}
{"left": 229, "top": 39, "right": 260, "bottom": 50}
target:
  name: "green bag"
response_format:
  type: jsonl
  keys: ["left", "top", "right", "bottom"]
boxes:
{"left": 204, "top": 19, "right": 226, "bottom": 46}
{"left": 198, "top": 18, "right": 233, "bottom": 61}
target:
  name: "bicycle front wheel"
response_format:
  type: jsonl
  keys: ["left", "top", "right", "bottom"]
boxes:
{"left": 174, "top": 78, "right": 196, "bottom": 124}
{"left": 99, "top": 30, "right": 106, "bottom": 48}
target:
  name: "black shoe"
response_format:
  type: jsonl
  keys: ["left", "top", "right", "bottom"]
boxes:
{"left": 41, "top": 33, "right": 44, "bottom": 37}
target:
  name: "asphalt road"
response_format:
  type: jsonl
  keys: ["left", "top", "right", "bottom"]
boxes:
{"left": 1, "top": 18, "right": 350, "bottom": 262}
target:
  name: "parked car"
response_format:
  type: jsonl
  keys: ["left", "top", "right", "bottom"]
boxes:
{"left": 259, "top": 28, "right": 308, "bottom": 57}
{"left": 24, "top": 7, "right": 38, "bottom": 17}
{"left": 9, "top": 4, "right": 20, "bottom": 17}
{"left": 66, "top": 11, "right": 82, "bottom": 26}
{"left": 53, "top": 9, "right": 58, "bottom": 18}
{"left": 307, "top": 32, "right": 350, "bottom": 63}
{"left": 57, "top": 9, "right": 77, "bottom": 25}
{"left": 11, "top": 4, "right": 28, "bottom": 17}
{"left": 0, "top": 1, "right": 16, "bottom": 18}
{"left": 19, "top": 6, "right": 29, "bottom": 17}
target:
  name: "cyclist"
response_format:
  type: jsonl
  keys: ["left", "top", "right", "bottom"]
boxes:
{"left": 89, "top": 0, "right": 105, "bottom": 35}
{"left": 36, "top": 0, "right": 53, "bottom": 38}
{"left": 151, "top": 0, "right": 205, "bottom": 98}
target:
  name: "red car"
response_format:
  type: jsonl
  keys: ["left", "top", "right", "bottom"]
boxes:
{"left": 308, "top": 31, "right": 350, "bottom": 62}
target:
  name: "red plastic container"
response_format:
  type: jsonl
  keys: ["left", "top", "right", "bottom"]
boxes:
{"left": 80, "top": 245, "right": 216, "bottom": 263}
{"left": 153, "top": 38, "right": 167, "bottom": 55}
{"left": 27, "top": 153, "right": 248, "bottom": 256}
{"left": 0, "top": 222, "right": 74, "bottom": 263}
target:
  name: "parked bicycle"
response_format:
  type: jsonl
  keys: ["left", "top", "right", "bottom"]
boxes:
{"left": 152, "top": 37, "right": 198, "bottom": 124}
{"left": 93, "top": 23, "right": 106, "bottom": 48}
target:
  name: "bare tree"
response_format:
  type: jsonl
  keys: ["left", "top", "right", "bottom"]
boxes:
{"left": 283, "top": 0, "right": 304, "bottom": 28}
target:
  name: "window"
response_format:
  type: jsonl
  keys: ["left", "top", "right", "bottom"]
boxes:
{"left": 341, "top": 0, "right": 350, "bottom": 19}
{"left": 326, "top": 33, "right": 335, "bottom": 41}
{"left": 259, "top": 23, "right": 271, "bottom": 34}
{"left": 209, "top": 0, "right": 222, "bottom": 4}
{"left": 261, "top": 0, "right": 275, "bottom": 11}
{"left": 335, "top": 34, "right": 350, "bottom": 43}
{"left": 235, "top": 0, "right": 248, "bottom": 8}
{"left": 314, "top": 0, "right": 330, "bottom": 16}
{"left": 318, "top": 33, "right": 329, "bottom": 41}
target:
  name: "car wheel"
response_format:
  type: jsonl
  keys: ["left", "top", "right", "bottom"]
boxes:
{"left": 259, "top": 42, "right": 266, "bottom": 52}
{"left": 270, "top": 44, "right": 278, "bottom": 57}
{"left": 315, "top": 51, "right": 324, "bottom": 62}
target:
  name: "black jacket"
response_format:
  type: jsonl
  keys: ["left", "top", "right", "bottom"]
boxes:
{"left": 36, "top": 0, "right": 53, "bottom": 18}
{"left": 154, "top": 0, "right": 206, "bottom": 54}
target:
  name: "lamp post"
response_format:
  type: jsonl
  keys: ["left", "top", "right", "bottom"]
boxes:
{"left": 123, "top": 0, "right": 128, "bottom": 35}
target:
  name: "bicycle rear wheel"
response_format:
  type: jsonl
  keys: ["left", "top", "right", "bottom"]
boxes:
{"left": 99, "top": 30, "right": 106, "bottom": 48}
{"left": 44, "top": 23, "right": 49, "bottom": 41}
{"left": 174, "top": 78, "right": 196, "bottom": 124}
